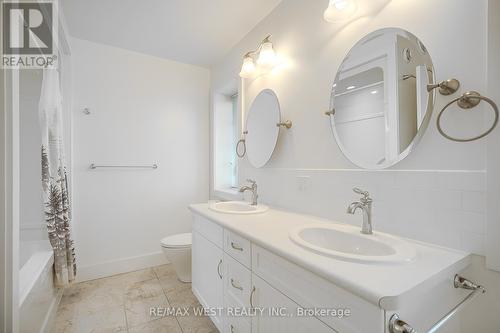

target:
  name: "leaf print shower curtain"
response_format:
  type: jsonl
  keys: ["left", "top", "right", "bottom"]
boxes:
{"left": 39, "top": 69, "right": 76, "bottom": 286}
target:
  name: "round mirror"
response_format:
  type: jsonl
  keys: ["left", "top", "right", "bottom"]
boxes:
{"left": 245, "top": 89, "right": 281, "bottom": 168}
{"left": 329, "top": 28, "right": 435, "bottom": 169}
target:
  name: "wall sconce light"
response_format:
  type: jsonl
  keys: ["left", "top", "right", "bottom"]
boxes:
{"left": 239, "top": 35, "right": 278, "bottom": 78}
{"left": 257, "top": 36, "right": 277, "bottom": 67}
{"left": 239, "top": 53, "right": 256, "bottom": 78}
{"left": 323, "top": 0, "right": 357, "bottom": 22}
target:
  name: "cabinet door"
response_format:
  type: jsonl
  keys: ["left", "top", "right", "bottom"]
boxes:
{"left": 251, "top": 274, "right": 337, "bottom": 333}
{"left": 192, "top": 231, "right": 224, "bottom": 330}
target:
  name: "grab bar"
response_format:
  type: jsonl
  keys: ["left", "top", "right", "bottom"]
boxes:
{"left": 90, "top": 163, "right": 158, "bottom": 169}
{"left": 389, "top": 275, "right": 485, "bottom": 333}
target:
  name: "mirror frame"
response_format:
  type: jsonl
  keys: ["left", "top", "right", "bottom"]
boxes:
{"left": 329, "top": 27, "right": 436, "bottom": 169}
{"left": 245, "top": 88, "right": 282, "bottom": 168}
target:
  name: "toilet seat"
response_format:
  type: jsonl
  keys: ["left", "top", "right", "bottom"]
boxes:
{"left": 161, "top": 233, "right": 192, "bottom": 249}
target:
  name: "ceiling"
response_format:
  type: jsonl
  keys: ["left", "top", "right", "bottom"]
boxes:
{"left": 61, "top": 0, "right": 283, "bottom": 67}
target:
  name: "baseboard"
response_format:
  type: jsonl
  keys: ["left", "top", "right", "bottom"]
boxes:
{"left": 76, "top": 251, "right": 168, "bottom": 282}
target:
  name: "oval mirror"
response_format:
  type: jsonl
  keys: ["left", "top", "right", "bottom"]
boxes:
{"left": 329, "top": 28, "right": 435, "bottom": 169}
{"left": 245, "top": 89, "right": 281, "bottom": 168}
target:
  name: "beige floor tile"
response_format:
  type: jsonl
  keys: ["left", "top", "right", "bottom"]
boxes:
{"left": 59, "top": 280, "right": 101, "bottom": 306}
{"left": 73, "top": 305, "right": 127, "bottom": 333}
{"left": 54, "top": 285, "right": 124, "bottom": 332}
{"left": 176, "top": 314, "right": 218, "bottom": 333}
{"left": 125, "top": 278, "right": 164, "bottom": 302}
{"left": 152, "top": 264, "right": 176, "bottom": 279}
{"left": 125, "top": 293, "right": 170, "bottom": 328}
{"left": 53, "top": 266, "right": 219, "bottom": 333}
{"left": 154, "top": 264, "right": 192, "bottom": 293}
{"left": 51, "top": 319, "right": 75, "bottom": 333}
{"left": 114, "top": 268, "right": 157, "bottom": 285}
{"left": 54, "top": 302, "right": 79, "bottom": 323}
{"left": 128, "top": 316, "right": 183, "bottom": 333}
{"left": 61, "top": 278, "right": 126, "bottom": 308}
{"left": 165, "top": 286, "right": 199, "bottom": 309}
{"left": 52, "top": 303, "right": 127, "bottom": 333}
{"left": 52, "top": 303, "right": 79, "bottom": 333}
{"left": 159, "top": 274, "right": 191, "bottom": 294}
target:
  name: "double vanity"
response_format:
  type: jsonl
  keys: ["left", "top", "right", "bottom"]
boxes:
{"left": 190, "top": 200, "right": 474, "bottom": 333}
{"left": 190, "top": 26, "right": 490, "bottom": 333}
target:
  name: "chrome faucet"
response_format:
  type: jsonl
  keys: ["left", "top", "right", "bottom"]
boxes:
{"left": 239, "top": 179, "right": 258, "bottom": 205}
{"left": 347, "top": 188, "right": 373, "bottom": 234}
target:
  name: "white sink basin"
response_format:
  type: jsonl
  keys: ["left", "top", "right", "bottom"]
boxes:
{"left": 209, "top": 201, "right": 268, "bottom": 214}
{"left": 289, "top": 223, "right": 416, "bottom": 264}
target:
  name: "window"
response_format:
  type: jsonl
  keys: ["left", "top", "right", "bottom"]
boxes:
{"left": 214, "top": 91, "right": 239, "bottom": 193}
{"left": 229, "top": 93, "right": 238, "bottom": 186}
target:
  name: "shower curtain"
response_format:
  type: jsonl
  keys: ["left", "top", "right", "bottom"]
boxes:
{"left": 39, "top": 69, "right": 76, "bottom": 286}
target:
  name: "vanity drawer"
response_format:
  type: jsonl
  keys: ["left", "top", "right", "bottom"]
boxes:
{"left": 193, "top": 215, "right": 223, "bottom": 248}
{"left": 224, "top": 230, "right": 251, "bottom": 268}
{"left": 252, "top": 245, "right": 384, "bottom": 333}
{"left": 224, "top": 253, "right": 252, "bottom": 308}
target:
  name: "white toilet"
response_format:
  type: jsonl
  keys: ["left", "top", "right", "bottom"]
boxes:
{"left": 160, "top": 233, "right": 192, "bottom": 282}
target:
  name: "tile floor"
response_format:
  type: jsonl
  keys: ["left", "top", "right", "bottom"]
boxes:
{"left": 52, "top": 264, "right": 219, "bottom": 333}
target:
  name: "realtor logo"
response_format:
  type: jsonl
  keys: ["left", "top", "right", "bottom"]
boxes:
{"left": 2, "top": 1, "right": 57, "bottom": 68}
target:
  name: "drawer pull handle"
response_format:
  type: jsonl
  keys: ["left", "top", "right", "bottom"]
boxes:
{"left": 231, "top": 242, "right": 244, "bottom": 251}
{"left": 230, "top": 278, "right": 243, "bottom": 291}
{"left": 230, "top": 324, "right": 235, "bottom": 333}
{"left": 250, "top": 286, "right": 256, "bottom": 308}
{"left": 217, "top": 259, "right": 223, "bottom": 279}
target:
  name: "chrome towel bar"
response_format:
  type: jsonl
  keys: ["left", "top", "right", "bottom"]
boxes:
{"left": 89, "top": 163, "right": 158, "bottom": 169}
{"left": 389, "top": 275, "right": 485, "bottom": 333}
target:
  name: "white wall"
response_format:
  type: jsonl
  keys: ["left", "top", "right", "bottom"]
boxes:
{"left": 212, "top": 0, "right": 499, "bottom": 330}
{"left": 486, "top": 0, "right": 500, "bottom": 272}
{"left": 71, "top": 38, "right": 210, "bottom": 281}
{"left": 213, "top": 0, "right": 489, "bottom": 257}
{"left": 19, "top": 70, "right": 45, "bottom": 243}
{"left": 462, "top": 1, "right": 500, "bottom": 330}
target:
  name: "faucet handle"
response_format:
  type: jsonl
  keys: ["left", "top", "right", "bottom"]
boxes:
{"left": 353, "top": 187, "right": 370, "bottom": 200}
{"left": 246, "top": 179, "right": 256, "bottom": 185}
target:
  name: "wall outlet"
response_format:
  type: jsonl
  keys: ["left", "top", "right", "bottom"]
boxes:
{"left": 296, "top": 176, "right": 311, "bottom": 192}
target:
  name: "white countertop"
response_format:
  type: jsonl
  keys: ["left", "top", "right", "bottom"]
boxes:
{"left": 189, "top": 203, "right": 471, "bottom": 310}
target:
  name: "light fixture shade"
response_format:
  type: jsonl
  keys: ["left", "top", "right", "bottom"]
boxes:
{"left": 323, "top": 0, "right": 357, "bottom": 22}
{"left": 257, "top": 41, "right": 277, "bottom": 67}
{"left": 239, "top": 55, "right": 256, "bottom": 78}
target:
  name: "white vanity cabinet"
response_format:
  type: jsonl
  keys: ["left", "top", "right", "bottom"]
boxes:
{"left": 251, "top": 245, "right": 384, "bottom": 333}
{"left": 191, "top": 210, "right": 472, "bottom": 333}
{"left": 192, "top": 216, "right": 225, "bottom": 330}
{"left": 251, "top": 273, "right": 336, "bottom": 333}
{"left": 192, "top": 214, "right": 359, "bottom": 333}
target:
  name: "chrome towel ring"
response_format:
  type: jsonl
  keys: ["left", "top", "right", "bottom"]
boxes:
{"left": 236, "top": 133, "right": 247, "bottom": 158}
{"left": 236, "top": 130, "right": 248, "bottom": 158}
{"left": 437, "top": 91, "right": 499, "bottom": 142}
{"left": 236, "top": 139, "right": 246, "bottom": 158}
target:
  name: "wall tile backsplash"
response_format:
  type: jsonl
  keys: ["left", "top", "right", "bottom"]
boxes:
{"left": 243, "top": 168, "right": 486, "bottom": 255}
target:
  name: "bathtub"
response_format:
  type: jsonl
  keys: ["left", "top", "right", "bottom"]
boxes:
{"left": 19, "top": 240, "right": 62, "bottom": 333}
